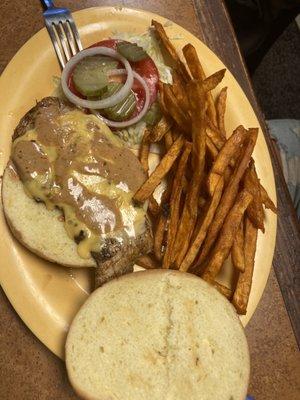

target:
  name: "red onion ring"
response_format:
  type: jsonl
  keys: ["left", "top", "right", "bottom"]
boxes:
{"left": 61, "top": 47, "right": 133, "bottom": 109}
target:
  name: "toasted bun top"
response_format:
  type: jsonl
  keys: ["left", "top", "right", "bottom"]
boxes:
{"left": 66, "top": 270, "right": 250, "bottom": 400}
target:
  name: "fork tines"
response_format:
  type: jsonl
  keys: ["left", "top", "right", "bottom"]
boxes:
{"left": 44, "top": 9, "right": 82, "bottom": 69}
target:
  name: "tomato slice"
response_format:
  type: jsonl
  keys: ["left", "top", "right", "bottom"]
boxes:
{"left": 67, "top": 39, "right": 159, "bottom": 117}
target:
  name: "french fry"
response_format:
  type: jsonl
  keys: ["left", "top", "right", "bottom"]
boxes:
{"left": 171, "top": 70, "right": 190, "bottom": 114}
{"left": 139, "top": 129, "right": 151, "bottom": 173}
{"left": 162, "top": 83, "right": 190, "bottom": 133}
{"left": 133, "top": 135, "right": 185, "bottom": 203}
{"left": 158, "top": 80, "right": 169, "bottom": 115}
{"left": 131, "top": 27, "right": 276, "bottom": 315}
{"left": 172, "top": 87, "right": 207, "bottom": 267}
{"left": 136, "top": 254, "right": 160, "bottom": 269}
{"left": 154, "top": 207, "right": 168, "bottom": 261}
{"left": 154, "top": 216, "right": 166, "bottom": 260}
{"left": 243, "top": 160, "right": 265, "bottom": 231}
{"left": 260, "top": 183, "right": 277, "bottom": 213}
{"left": 149, "top": 116, "right": 172, "bottom": 142}
{"left": 153, "top": 183, "right": 173, "bottom": 260}
{"left": 152, "top": 20, "right": 190, "bottom": 83}
{"left": 202, "top": 190, "right": 253, "bottom": 281}
{"left": 148, "top": 196, "right": 161, "bottom": 216}
{"left": 198, "top": 196, "right": 207, "bottom": 209}
{"left": 202, "top": 69, "right": 226, "bottom": 92}
{"left": 186, "top": 80, "right": 207, "bottom": 165}
{"left": 206, "top": 122, "right": 225, "bottom": 151}
{"left": 207, "top": 125, "right": 248, "bottom": 196}
{"left": 211, "top": 280, "right": 233, "bottom": 299}
{"left": 182, "top": 43, "right": 218, "bottom": 126}
{"left": 163, "top": 141, "right": 192, "bottom": 269}
{"left": 207, "top": 95, "right": 218, "bottom": 128}
{"left": 164, "top": 129, "right": 173, "bottom": 150}
{"left": 232, "top": 217, "right": 258, "bottom": 314}
{"left": 216, "top": 87, "right": 227, "bottom": 139}
{"left": 196, "top": 128, "right": 258, "bottom": 266}
{"left": 171, "top": 129, "right": 180, "bottom": 142}
{"left": 206, "top": 136, "right": 219, "bottom": 160}
{"left": 180, "top": 177, "right": 224, "bottom": 272}
{"left": 182, "top": 43, "right": 206, "bottom": 80}
{"left": 232, "top": 218, "right": 245, "bottom": 272}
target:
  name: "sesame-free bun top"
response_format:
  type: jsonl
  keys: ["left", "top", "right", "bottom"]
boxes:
{"left": 66, "top": 269, "right": 250, "bottom": 400}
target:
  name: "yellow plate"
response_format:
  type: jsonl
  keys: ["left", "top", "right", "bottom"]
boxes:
{"left": 0, "top": 6, "right": 277, "bottom": 359}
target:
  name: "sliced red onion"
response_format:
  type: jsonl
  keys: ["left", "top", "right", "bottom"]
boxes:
{"left": 61, "top": 47, "right": 133, "bottom": 109}
{"left": 90, "top": 69, "right": 150, "bottom": 129}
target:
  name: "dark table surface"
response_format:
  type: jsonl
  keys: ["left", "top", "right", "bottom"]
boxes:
{"left": 0, "top": 1, "right": 299, "bottom": 399}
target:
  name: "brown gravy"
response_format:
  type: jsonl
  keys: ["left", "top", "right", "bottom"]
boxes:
{"left": 11, "top": 107, "right": 146, "bottom": 257}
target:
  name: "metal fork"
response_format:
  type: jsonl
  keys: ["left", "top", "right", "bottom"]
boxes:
{"left": 41, "top": 0, "right": 83, "bottom": 68}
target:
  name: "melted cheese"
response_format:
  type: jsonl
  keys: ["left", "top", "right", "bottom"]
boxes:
{"left": 11, "top": 109, "right": 147, "bottom": 259}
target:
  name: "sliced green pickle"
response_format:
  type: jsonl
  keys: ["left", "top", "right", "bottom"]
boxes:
{"left": 73, "top": 56, "right": 118, "bottom": 97}
{"left": 142, "top": 102, "right": 162, "bottom": 126}
{"left": 98, "top": 82, "right": 137, "bottom": 121}
{"left": 116, "top": 42, "right": 148, "bottom": 62}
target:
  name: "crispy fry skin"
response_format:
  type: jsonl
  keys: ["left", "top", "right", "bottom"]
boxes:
{"left": 162, "top": 83, "right": 190, "bottom": 133}
{"left": 232, "top": 217, "right": 258, "bottom": 314}
{"left": 153, "top": 183, "right": 173, "bottom": 260}
{"left": 211, "top": 281, "right": 233, "bottom": 299}
{"left": 206, "top": 136, "right": 219, "bottom": 160}
{"left": 153, "top": 204, "right": 168, "bottom": 261}
{"left": 139, "top": 128, "right": 151, "bottom": 173}
{"left": 202, "top": 190, "right": 253, "bottom": 281}
{"left": 152, "top": 20, "right": 190, "bottom": 83}
{"left": 182, "top": 43, "right": 206, "bottom": 80}
{"left": 260, "top": 183, "right": 277, "bottom": 213}
{"left": 196, "top": 129, "right": 258, "bottom": 266}
{"left": 172, "top": 83, "right": 207, "bottom": 267}
{"left": 149, "top": 116, "right": 172, "bottom": 143}
{"left": 202, "top": 69, "right": 226, "bottom": 92}
{"left": 171, "top": 70, "right": 190, "bottom": 114}
{"left": 243, "top": 160, "right": 265, "bottom": 231}
{"left": 164, "top": 129, "right": 173, "bottom": 150}
{"left": 148, "top": 196, "right": 161, "bottom": 216}
{"left": 207, "top": 125, "right": 248, "bottom": 196}
{"left": 180, "top": 177, "right": 224, "bottom": 272}
{"left": 206, "top": 121, "right": 225, "bottom": 151}
{"left": 158, "top": 80, "right": 169, "bottom": 115}
{"left": 182, "top": 43, "right": 218, "bottom": 126}
{"left": 163, "top": 142, "right": 192, "bottom": 269}
{"left": 216, "top": 87, "right": 228, "bottom": 139}
{"left": 232, "top": 218, "right": 245, "bottom": 272}
{"left": 133, "top": 135, "right": 185, "bottom": 203}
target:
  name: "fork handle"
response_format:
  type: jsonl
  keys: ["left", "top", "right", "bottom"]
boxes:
{"left": 40, "top": 0, "right": 54, "bottom": 9}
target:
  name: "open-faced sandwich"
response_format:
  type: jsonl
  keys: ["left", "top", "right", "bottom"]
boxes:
{"left": 2, "top": 18, "right": 278, "bottom": 400}
{"left": 2, "top": 19, "right": 276, "bottom": 299}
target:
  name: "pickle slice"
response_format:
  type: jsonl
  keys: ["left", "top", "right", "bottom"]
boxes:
{"left": 116, "top": 42, "right": 148, "bottom": 62}
{"left": 72, "top": 56, "right": 118, "bottom": 97}
{"left": 142, "top": 102, "right": 162, "bottom": 126}
{"left": 100, "top": 83, "right": 137, "bottom": 122}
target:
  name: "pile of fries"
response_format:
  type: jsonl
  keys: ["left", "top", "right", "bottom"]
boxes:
{"left": 135, "top": 21, "right": 277, "bottom": 315}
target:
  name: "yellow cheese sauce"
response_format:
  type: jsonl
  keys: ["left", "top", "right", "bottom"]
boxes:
{"left": 11, "top": 107, "right": 147, "bottom": 259}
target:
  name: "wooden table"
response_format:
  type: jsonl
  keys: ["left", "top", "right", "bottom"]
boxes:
{"left": 0, "top": 1, "right": 299, "bottom": 399}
